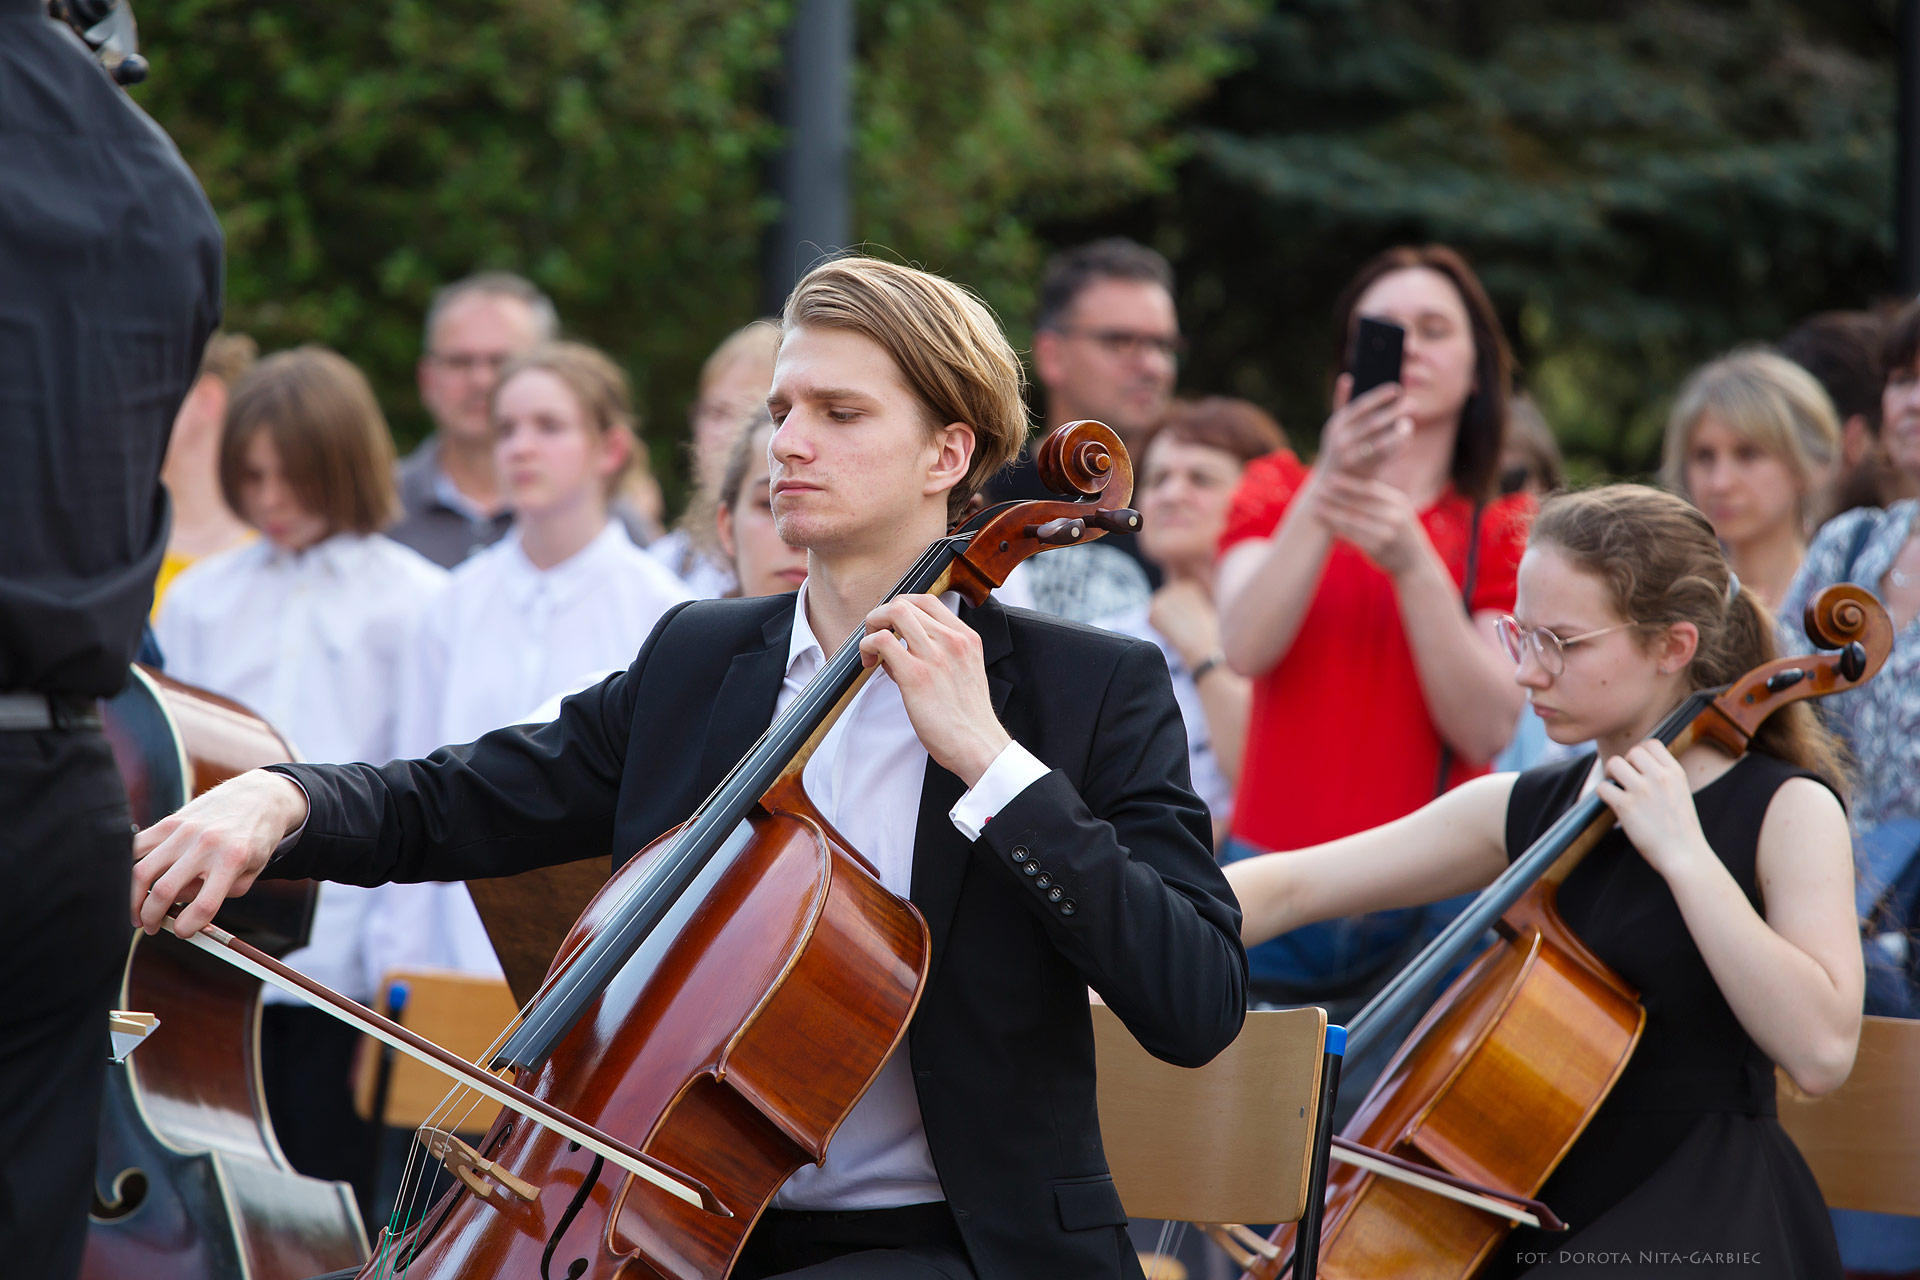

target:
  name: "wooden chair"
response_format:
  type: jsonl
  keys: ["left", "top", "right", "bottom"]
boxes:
{"left": 1777, "top": 1014, "right": 1920, "bottom": 1217}
{"left": 351, "top": 969, "right": 519, "bottom": 1133}
{"left": 1094, "top": 1004, "right": 1334, "bottom": 1273}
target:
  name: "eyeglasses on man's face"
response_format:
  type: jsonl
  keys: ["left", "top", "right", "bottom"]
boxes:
{"left": 1495, "top": 614, "right": 1639, "bottom": 676}
{"left": 1050, "top": 326, "right": 1186, "bottom": 362}
{"left": 427, "top": 351, "right": 514, "bottom": 378}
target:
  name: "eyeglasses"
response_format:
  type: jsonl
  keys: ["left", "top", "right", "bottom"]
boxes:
{"left": 427, "top": 351, "right": 513, "bottom": 377}
{"left": 1049, "top": 327, "right": 1186, "bottom": 362}
{"left": 1495, "top": 615, "right": 1638, "bottom": 676}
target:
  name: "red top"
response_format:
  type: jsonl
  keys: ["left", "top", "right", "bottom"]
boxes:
{"left": 1220, "top": 451, "right": 1533, "bottom": 852}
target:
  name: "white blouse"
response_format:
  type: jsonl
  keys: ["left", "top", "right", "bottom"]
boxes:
{"left": 371, "top": 520, "right": 693, "bottom": 987}
{"left": 395, "top": 520, "right": 693, "bottom": 756}
{"left": 154, "top": 532, "right": 449, "bottom": 1002}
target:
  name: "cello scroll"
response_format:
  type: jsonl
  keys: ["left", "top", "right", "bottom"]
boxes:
{"left": 1693, "top": 583, "right": 1893, "bottom": 756}
{"left": 946, "top": 419, "right": 1140, "bottom": 601}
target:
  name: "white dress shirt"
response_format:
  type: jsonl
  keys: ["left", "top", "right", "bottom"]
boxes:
{"left": 154, "top": 532, "right": 449, "bottom": 1002}
{"left": 772, "top": 585, "right": 1046, "bottom": 1210}
{"left": 371, "top": 520, "right": 694, "bottom": 987}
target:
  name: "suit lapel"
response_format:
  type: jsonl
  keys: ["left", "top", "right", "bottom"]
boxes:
{"left": 697, "top": 602, "right": 794, "bottom": 794}
{"left": 911, "top": 596, "right": 1015, "bottom": 984}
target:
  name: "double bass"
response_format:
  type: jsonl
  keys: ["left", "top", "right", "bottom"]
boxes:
{"left": 86, "top": 666, "right": 368, "bottom": 1279}
{"left": 1233, "top": 584, "right": 1892, "bottom": 1279}
{"left": 168, "top": 420, "right": 1141, "bottom": 1280}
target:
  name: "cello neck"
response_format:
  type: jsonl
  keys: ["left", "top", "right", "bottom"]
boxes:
{"left": 1344, "top": 688, "right": 1717, "bottom": 1063}
{"left": 494, "top": 535, "right": 972, "bottom": 1072}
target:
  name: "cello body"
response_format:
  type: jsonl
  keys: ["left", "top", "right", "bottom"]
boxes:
{"left": 84, "top": 666, "right": 367, "bottom": 1280}
{"left": 361, "top": 775, "right": 928, "bottom": 1280}
{"left": 1265, "top": 884, "right": 1643, "bottom": 1278}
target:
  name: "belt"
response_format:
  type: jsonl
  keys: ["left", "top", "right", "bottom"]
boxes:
{"left": 0, "top": 692, "right": 103, "bottom": 732}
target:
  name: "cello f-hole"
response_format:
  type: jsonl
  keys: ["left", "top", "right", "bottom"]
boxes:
{"left": 88, "top": 1167, "right": 149, "bottom": 1222}
{"left": 541, "top": 1154, "right": 605, "bottom": 1280}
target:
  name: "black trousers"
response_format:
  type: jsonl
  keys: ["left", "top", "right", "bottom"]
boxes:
{"left": 260, "top": 1004, "right": 380, "bottom": 1226}
{"left": 0, "top": 727, "right": 133, "bottom": 1280}
{"left": 732, "top": 1202, "right": 977, "bottom": 1279}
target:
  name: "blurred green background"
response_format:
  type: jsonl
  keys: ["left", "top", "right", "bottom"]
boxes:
{"left": 133, "top": 0, "right": 1897, "bottom": 507}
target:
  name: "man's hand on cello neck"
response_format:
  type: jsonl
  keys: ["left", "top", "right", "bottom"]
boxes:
{"left": 860, "top": 593, "right": 1014, "bottom": 789}
{"left": 130, "top": 769, "right": 311, "bottom": 938}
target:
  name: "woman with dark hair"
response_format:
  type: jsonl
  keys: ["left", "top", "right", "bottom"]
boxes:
{"left": 1216, "top": 245, "right": 1532, "bottom": 1017}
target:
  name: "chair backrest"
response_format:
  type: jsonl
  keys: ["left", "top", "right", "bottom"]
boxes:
{"left": 1093, "top": 1003, "right": 1328, "bottom": 1224}
{"left": 351, "top": 969, "right": 520, "bottom": 1131}
{"left": 1777, "top": 1015, "right": 1920, "bottom": 1216}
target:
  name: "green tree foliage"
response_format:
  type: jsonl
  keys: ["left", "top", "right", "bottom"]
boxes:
{"left": 1079, "top": 0, "right": 1898, "bottom": 477}
{"left": 132, "top": 0, "right": 1254, "bottom": 504}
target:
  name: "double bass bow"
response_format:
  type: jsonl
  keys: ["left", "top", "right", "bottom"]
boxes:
{"left": 170, "top": 420, "right": 1140, "bottom": 1280}
{"left": 1233, "top": 583, "right": 1892, "bottom": 1280}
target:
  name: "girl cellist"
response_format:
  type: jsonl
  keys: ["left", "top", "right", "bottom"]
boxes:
{"left": 1227, "top": 484, "right": 1860, "bottom": 1277}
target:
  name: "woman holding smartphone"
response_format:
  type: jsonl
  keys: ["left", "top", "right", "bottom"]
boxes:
{"left": 1215, "top": 245, "right": 1532, "bottom": 1030}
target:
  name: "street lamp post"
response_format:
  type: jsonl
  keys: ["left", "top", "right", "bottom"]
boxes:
{"left": 762, "top": 0, "right": 854, "bottom": 313}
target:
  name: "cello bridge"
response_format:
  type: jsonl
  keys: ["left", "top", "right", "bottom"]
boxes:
{"left": 419, "top": 1127, "right": 539, "bottom": 1205}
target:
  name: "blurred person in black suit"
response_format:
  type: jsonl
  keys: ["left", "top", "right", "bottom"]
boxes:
{"left": 0, "top": 5, "right": 222, "bottom": 1275}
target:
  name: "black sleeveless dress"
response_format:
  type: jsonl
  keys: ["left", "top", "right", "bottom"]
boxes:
{"left": 1483, "top": 751, "right": 1843, "bottom": 1280}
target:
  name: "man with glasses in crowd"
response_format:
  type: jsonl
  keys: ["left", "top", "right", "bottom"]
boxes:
{"left": 993, "top": 238, "right": 1185, "bottom": 617}
{"left": 391, "top": 271, "right": 560, "bottom": 567}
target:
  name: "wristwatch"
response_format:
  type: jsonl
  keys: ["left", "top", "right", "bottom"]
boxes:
{"left": 1190, "top": 651, "right": 1228, "bottom": 682}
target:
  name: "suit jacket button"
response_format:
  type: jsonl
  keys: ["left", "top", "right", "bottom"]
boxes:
{"left": 1047, "top": 886, "right": 1064, "bottom": 902}
{"left": 1023, "top": 861, "right": 1040, "bottom": 876}
{"left": 1060, "top": 900, "right": 1077, "bottom": 916}
{"left": 1011, "top": 844, "right": 1029, "bottom": 860}
{"left": 1035, "top": 873, "right": 1052, "bottom": 888}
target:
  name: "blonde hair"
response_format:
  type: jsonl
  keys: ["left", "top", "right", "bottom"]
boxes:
{"left": 220, "top": 346, "right": 399, "bottom": 535}
{"left": 1530, "top": 484, "right": 1847, "bottom": 791}
{"left": 1660, "top": 350, "right": 1841, "bottom": 517}
{"left": 493, "top": 341, "right": 639, "bottom": 497}
{"left": 698, "top": 320, "right": 780, "bottom": 400}
{"left": 782, "top": 256, "right": 1028, "bottom": 522}
{"left": 198, "top": 332, "right": 258, "bottom": 387}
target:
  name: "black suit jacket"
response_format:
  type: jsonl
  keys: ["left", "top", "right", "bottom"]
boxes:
{"left": 268, "top": 593, "right": 1247, "bottom": 1279}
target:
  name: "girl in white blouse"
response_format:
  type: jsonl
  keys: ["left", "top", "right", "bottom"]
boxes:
{"left": 154, "top": 344, "right": 447, "bottom": 1208}
{"left": 371, "top": 343, "right": 692, "bottom": 983}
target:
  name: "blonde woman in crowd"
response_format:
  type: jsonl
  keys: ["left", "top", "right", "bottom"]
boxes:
{"left": 651, "top": 319, "right": 782, "bottom": 597}
{"left": 154, "top": 345, "right": 447, "bottom": 1214}
{"left": 1661, "top": 349, "right": 1840, "bottom": 611}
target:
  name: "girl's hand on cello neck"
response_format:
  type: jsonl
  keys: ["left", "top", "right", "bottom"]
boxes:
{"left": 1591, "top": 741, "right": 1719, "bottom": 882}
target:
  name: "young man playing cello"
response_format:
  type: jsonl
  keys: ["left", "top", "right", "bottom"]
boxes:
{"left": 130, "top": 255, "right": 1247, "bottom": 1280}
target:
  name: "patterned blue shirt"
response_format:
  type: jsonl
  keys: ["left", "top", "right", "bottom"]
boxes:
{"left": 1779, "top": 500, "right": 1920, "bottom": 830}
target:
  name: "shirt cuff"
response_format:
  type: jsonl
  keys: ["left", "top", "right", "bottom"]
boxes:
{"left": 264, "top": 767, "right": 311, "bottom": 862}
{"left": 948, "top": 742, "right": 1049, "bottom": 842}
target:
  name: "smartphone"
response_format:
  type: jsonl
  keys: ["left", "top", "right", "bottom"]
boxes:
{"left": 1348, "top": 316, "right": 1405, "bottom": 400}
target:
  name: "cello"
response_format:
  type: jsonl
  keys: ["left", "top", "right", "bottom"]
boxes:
{"left": 1234, "top": 583, "right": 1892, "bottom": 1279}
{"left": 165, "top": 420, "right": 1141, "bottom": 1280}
{"left": 85, "top": 665, "right": 369, "bottom": 1279}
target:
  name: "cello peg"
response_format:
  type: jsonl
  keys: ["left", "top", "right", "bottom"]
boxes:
{"left": 1026, "top": 517, "right": 1087, "bottom": 545}
{"left": 1089, "top": 508, "right": 1141, "bottom": 535}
